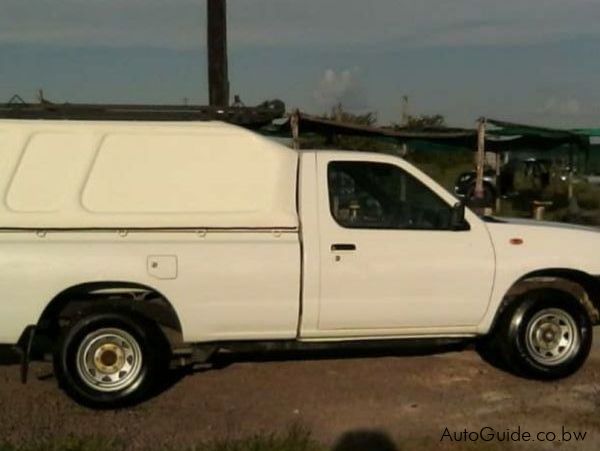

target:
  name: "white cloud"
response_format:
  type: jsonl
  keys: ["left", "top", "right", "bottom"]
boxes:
{"left": 540, "top": 97, "right": 582, "bottom": 116}
{"left": 313, "top": 68, "right": 367, "bottom": 111}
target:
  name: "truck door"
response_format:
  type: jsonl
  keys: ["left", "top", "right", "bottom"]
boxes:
{"left": 315, "top": 153, "right": 495, "bottom": 334}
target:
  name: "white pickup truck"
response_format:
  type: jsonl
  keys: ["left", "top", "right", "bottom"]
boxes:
{"left": 0, "top": 119, "right": 598, "bottom": 407}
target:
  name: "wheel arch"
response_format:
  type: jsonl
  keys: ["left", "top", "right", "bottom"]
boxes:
{"left": 35, "top": 281, "right": 184, "bottom": 353}
{"left": 490, "top": 268, "right": 600, "bottom": 332}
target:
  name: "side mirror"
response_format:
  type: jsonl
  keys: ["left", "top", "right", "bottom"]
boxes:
{"left": 450, "top": 202, "right": 470, "bottom": 231}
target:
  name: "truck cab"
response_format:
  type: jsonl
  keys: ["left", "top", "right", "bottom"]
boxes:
{"left": 298, "top": 151, "right": 495, "bottom": 337}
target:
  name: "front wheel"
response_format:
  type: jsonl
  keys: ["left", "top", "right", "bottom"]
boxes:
{"left": 54, "top": 310, "right": 168, "bottom": 408}
{"left": 492, "top": 289, "right": 592, "bottom": 379}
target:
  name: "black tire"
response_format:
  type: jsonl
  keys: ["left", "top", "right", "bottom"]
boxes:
{"left": 467, "top": 183, "right": 496, "bottom": 208}
{"left": 492, "top": 289, "right": 592, "bottom": 380}
{"left": 54, "top": 309, "right": 169, "bottom": 408}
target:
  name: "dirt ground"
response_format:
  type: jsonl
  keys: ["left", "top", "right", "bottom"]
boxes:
{"left": 2, "top": 334, "right": 600, "bottom": 450}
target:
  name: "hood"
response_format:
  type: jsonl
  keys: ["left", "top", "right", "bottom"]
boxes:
{"left": 484, "top": 216, "right": 600, "bottom": 234}
{"left": 483, "top": 215, "right": 600, "bottom": 276}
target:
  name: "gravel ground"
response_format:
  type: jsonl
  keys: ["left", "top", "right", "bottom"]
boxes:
{"left": 1, "top": 336, "right": 600, "bottom": 450}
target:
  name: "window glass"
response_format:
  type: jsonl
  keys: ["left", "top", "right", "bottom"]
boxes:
{"left": 328, "top": 161, "right": 453, "bottom": 230}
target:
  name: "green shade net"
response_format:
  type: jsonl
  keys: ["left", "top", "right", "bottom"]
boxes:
{"left": 270, "top": 114, "right": 594, "bottom": 153}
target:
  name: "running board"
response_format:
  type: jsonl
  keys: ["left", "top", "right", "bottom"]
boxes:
{"left": 175, "top": 336, "right": 474, "bottom": 366}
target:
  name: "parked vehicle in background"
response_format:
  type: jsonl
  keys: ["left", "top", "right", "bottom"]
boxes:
{"left": 0, "top": 120, "right": 599, "bottom": 408}
{"left": 454, "top": 157, "right": 551, "bottom": 206}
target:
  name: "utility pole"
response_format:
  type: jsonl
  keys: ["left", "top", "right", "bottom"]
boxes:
{"left": 401, "top": 95, "right": 409, "bottom": 126}
{"left": 291, "top": 109, "right": 300, "bottom": 150}
{"left": 399, "top": 96, "right": 409, "bottom": 156}
{"left": 207, "top": 0, "right": 229, "bottom": 107}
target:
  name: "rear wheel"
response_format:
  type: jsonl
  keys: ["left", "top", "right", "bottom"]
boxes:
{"left": 54, "top": 310, "right": 168, "bottom": 408}
{"left": 491, "top": 289, "right": 592, "bottom": 379}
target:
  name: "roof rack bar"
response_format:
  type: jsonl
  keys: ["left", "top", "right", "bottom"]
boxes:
{"left": 0, "top": 100, "right": 285, "bottom": 128}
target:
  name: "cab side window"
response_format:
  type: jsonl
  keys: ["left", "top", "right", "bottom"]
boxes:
{"left": 328, "top": 161, "right": 453, "bottom": 230}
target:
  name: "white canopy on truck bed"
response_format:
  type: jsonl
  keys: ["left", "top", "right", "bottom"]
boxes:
{"left": 0, "top": 120, "right": 299, "bottom": 228}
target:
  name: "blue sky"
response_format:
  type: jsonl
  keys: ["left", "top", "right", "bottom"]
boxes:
{"left": 1, "top": 0, "right": 599, "bottom": 127}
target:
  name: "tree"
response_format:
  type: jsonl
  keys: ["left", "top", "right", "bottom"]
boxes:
{"left": 401, "top": 114, "right": 446, "bottom": 129}
{"left": 326, "top": 103, "right": 377, "bottom": 126}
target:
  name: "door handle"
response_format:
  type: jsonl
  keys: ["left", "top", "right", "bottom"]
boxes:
{"left": 331, "top": 243, "right": 356, "bottom": 251}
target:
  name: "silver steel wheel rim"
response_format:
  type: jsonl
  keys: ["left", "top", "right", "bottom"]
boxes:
{"left": 76, "top": 328, "right": 143, "bottom": 392}
{"left": 525, "top": 308, "right": 579, "bottom": 366}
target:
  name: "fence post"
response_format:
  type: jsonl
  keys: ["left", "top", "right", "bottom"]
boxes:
{"left": 474, "top": 117, "right": 486, "bottom": 200}
{"left": 291, "top": 109, "right": 300, "bottom": 151}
